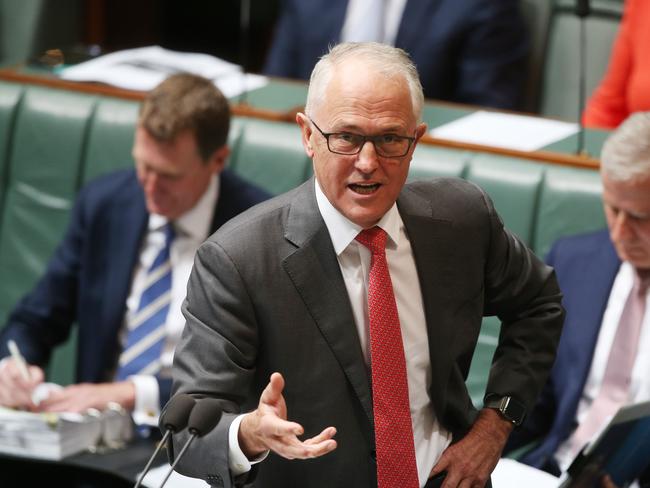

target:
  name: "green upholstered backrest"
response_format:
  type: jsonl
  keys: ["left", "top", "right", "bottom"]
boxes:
{"left": 0, "top": 82, "right": 22, "bottom": 222}
{"left": 465, "top": 155, "right": 544, "bottom": 246}
{"left": 82, "top": 98, "right": 139, "bottom": 184}
{"left": 0, "top": 87, "right": 96, "bottom": 325}
{"left": 229, "top": 118, "right": 311, "bottom": 195}
{"left": 534, "top": 166, "right": 605, "bottom": 257}
{"left": 408, "top": 144, "right": 468, "bottom": 180}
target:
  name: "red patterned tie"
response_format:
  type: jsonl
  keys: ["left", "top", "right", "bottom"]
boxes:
{"left": 356, "top": 226, "right": 419, "bottom": 488}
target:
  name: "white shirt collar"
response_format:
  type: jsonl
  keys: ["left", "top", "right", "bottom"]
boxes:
{"left": 314, "top": 178, "right": 402, "bottom": 255}
{"left": 148, "top": 173, "right": 219, "bottom": 240}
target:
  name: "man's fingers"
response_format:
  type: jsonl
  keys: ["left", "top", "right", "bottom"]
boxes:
{"left": 303, "top": 426, "right": 337, "bottom": 445}
{"left": 267, "top": 433, "right": 337, "bottom": 460}
{"left": 259, "top": 372, "right": 285, "bottom": 406}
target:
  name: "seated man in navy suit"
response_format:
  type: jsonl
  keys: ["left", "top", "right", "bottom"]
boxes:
{"left": 505, "top": 112, "right": 650, "bottom": 484}
{"left": 0, "top": 73, "right": 269, "bottom": 426}
{"left": 263, "top": 0, "right": 529, "bottom": 109}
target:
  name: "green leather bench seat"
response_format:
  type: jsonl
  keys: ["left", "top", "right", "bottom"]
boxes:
{"left": 228, "top": 118, "right": 312, "bottom": 195}
{"left": 0, "top": 81, "right": 608, "bottom": 406}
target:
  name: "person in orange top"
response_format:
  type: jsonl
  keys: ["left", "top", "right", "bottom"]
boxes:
{"left": 583, "top": 0, "right": 650, "bottom": 130}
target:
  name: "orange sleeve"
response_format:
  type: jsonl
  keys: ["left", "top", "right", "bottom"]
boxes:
{"left": 582, "top": 0, "right": 636, "bottom": 129}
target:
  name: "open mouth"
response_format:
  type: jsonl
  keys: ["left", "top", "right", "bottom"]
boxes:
{"left": 349, "top": 183, "right": 380, "bottom": 195}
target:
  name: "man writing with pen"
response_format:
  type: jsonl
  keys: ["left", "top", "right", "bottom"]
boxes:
{"left": 0, "top": 73, "right": 268, "bottom": 421}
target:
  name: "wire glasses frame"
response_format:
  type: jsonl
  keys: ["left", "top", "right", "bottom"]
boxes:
{"left": 309, "top": 118, "right": 416, "bottom": 158}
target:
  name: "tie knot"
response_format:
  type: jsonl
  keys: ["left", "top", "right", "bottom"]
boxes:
{"left": 634, "top": 271, "right": 650, "bottom": 296}
{"left": 355, "top": 226, "right": 387, "bottom": 253}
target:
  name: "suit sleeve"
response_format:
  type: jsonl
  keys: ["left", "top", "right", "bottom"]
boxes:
{"left": 170, "top": 239, "right": 260, "bottom": 487}
{"left": 480, "top": 189, "right": 565, "bottom": 417}
{"left": 0, "top": 188, "right": 88, "bottom": 366}
{"left": 582, "top": 0, "right": 635, "bottom": 129}
{"left": 503, "top": 242, "right": 562, "bottom": 450}
{"left": 455, "top": 0, "right": 529, "bottom": 109}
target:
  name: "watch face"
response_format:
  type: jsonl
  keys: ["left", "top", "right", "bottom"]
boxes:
{"left": 502, "top": 397, "right": 526, "bottom": 425}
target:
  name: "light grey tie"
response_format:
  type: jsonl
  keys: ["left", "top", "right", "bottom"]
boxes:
{"left": 568, "top": 272, "right": 649, "bottom": 457}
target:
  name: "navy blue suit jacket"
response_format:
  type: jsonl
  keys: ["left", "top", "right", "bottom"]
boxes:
{"left": 505, "top": 229, "right": 621, "bottom": 474}
{"left": 263, "top": 0, "right": 529, "bottom": 109}
{"left": 0, "top": 168, "right": 269, "bottom": 408}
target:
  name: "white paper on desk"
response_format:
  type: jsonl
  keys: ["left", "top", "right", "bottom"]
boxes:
{"left": 430, "top": 110, "right": 579, "bottom": 152}
{"left": 59, "top": 45, "right": 268, "bottom": 98}
{"left": 492, "top": 458, "right": 560, "bottom": 488}
{"left": 141, "top": 463, "right": 210, "bottom": 488}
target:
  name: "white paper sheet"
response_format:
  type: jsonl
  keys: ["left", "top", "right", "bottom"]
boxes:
{"left": 141, "top": 463, "right": 210, "bottom": 488}
{"left": 59, "top": 45, "right": 268, "bottom": 98}
{"left": 429, "top": 110, "right": 579, "bottom": 152}
{"left": 492, "top": 458, "right": 561, "bottom": 488}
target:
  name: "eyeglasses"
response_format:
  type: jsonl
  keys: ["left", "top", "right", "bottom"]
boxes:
{"left": 309, "top": 118, "right": 415, "bottom": 158}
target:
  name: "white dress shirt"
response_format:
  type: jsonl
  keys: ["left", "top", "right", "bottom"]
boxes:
{"left": 340, "top": 0, "right": 408, "bottom": 45}
{"left": 555, "top": 261, "right": 650, "bottom": 472}
{"left": 122, "top": 175, "right": 218, "bottom": 426}
{"left": 229, "top": 180, "right": 452, "bottom": 485}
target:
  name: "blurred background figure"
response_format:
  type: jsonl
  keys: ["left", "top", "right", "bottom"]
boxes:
{"left": 583, "top": 0, "right": 650, "bottom": 129}
{"left": 505, "top": 112, "right": 650, "bottom": 487}
{"left": 263, "top": 0, "right": 530, "bottom": 110}
{"left": 0, "top": 74, "right": 269, "bottom": 427}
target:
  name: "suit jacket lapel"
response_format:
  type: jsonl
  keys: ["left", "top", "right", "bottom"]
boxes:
{"left": 567, "top": 235, "right": 621, "bottom": 399}
{"left": 282, "top": 181, "right": 374, "bottom": 425}
{"left": 397, "top": 185, "right": 457, "bottom": 412}
{"left": 102, "top": 182, "right": 148, "bottom": 349}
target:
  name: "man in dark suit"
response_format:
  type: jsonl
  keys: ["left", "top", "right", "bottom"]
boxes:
{"left": 171, "top": 42, "right": 563, "bottom": 488}
{"left": 263, "top": 0, "right": 529, "bottom": 110}
{"left": 0, "top": 74, "right": 269, "bottom": 424}
{"left": 506, "top": 112, "right": 650, "bottom": 483}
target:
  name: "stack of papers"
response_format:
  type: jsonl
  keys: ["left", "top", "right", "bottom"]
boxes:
{"left": 59, "top": 45, "right": 268, "bottom": 98}
{"left": 0, "top": 406, "right": 132, "bottom": 460}
{"left": 429, "top": 111, "right": 579, "bottom": 152}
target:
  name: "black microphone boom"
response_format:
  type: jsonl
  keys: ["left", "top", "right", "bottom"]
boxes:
{"left": 133, "top": 394, "right": 196, "bottom": 488}
{"left": 158, "top": 398, "right": 223, "bottom": 488}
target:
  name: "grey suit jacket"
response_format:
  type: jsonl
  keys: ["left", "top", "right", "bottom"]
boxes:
{"left": 170, "top": 177, "right": 564, "bottom": 488}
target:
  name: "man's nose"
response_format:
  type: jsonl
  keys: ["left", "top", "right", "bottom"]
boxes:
{"left": 355, "top": 140, "right": 380, "bottom": 173}
{"left": 611, "top": 211, "right": 634, "bottom": 241}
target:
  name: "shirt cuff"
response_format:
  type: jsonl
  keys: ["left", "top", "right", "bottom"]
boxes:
{"left": 128, "top": 374, "right": 160, "bottom": 426}
{"left": 228, "top": 414, "right": 269, "bottom": 476}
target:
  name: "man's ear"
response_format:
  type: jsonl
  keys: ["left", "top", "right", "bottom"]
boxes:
{"left": 414, "top": 122, "right": 428, "bottom": 142}
{"left": 296, "top": 112, "right": 315, "bottom": 157}
{"left": 207, "top": 145, "right": 230, "bottom": 173}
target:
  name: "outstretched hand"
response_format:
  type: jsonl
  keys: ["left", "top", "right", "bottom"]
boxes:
{"left": 238, "top": 372, "right": 337, "bottom": 460}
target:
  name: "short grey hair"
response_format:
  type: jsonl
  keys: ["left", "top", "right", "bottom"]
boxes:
{"left": 305, "top": 42, "right": 424, "bottom": 122}
{"left": 601, "top": 112, "right": 650, "bottom": 181}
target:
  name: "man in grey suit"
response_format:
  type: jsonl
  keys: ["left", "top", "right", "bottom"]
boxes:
{"left": 170, "top": 42, "right": 564, "bottom": 488}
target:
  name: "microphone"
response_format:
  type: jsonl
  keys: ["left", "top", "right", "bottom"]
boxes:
{"left": 158, "top": 398, "right": 223, "bottom": 488}
{"left": 575, "top": 0, "right": 591, "bottom": 156}
{"left": 133, "top": 394, "right": 196, "bottom": 488}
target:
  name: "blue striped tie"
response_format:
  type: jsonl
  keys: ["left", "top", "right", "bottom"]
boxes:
{"left": 117, "top": 223, "right": 174, "bottom": 380}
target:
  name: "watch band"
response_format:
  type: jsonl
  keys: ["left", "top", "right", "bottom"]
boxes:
{"left": 484, "top": 395, "right": 526, "bottom": 426}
